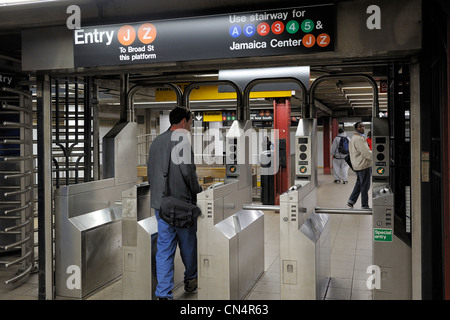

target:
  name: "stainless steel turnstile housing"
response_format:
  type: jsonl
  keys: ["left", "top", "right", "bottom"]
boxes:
{"left": 121, "top": 183, "right": 153, "bottom": 299}
{"left": 280, "top": 182, "right": 330, "bottom": 299}
{"left": 372, "top": 185, "right": 411, "bottom": 299}
{"left": 280, "top": 118, "right": 330, "bottom": 300}
{"left": 55, "top": 122, "right": 137, "bottom": 299}
{"left": 197, "top": 180, "right": 264, "bottom": 300}
{"left": 371, "top": 117, "right": 412, "bottom": 299}
{"left": 121, "top": 183, "right": 184, "bottom": 299}
{"left": 197, "top": 119, "right": 264, "bottom": 300}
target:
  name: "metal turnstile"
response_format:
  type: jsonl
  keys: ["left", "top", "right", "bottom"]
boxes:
{"left": 279, "top": 118, "right": 330, "bottom": 299}
{"left": 197, "top": 181, "right": 264, "bottom": 300}
{"left": 197, "top": 119, "right": 264, "bottom": 300}
{"left": 280, "top": 182, "right": 330, "bottom": 299}
{"left": 121, "top": 183, "right": 184, "bottom": 299}
{"left": 371, "top": 117, "right": 411, "bottom": 299}
{"left": 54, "top": 122, "right": 137, "bottom": 299}
{"left": 372, "top": 185, "right": 411, "bottom": 299}
{"left": 0, "top": 87, "right": 35, "bottom": 284}
{"left": 121, "top": 183, "right": 153, "bottom": 299}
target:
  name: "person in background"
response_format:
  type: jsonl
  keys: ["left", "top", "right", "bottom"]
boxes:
{"left": 366, "top": 130, "right": 372, "bottom": 150}
{"left": 330, "top": 128, "right": 350, "bottom": 184}
{"left": 147, "top": 107, "right": 202, "bottom": 300}
{"left": 347, "top": 122, "right": 372, "bottom": 209}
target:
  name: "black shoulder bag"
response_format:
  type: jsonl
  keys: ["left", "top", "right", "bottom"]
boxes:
{"left": 159, "top": 144, "right": 201, "bottom": 228}
{"left": 344, "top": 154, "right": 354, "bottom": 171}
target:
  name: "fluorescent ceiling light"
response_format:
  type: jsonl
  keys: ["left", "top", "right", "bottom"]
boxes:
{"left": 0, "top": 0, "right": 65, "bottom": 6}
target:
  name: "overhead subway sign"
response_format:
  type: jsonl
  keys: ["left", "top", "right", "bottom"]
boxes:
{"left": 73, "top": 4, "right": 335, "bottom": 68}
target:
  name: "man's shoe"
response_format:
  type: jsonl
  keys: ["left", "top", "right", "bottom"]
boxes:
{"left": 343, "top": 181, "right": 348, "bottom": 184}
{"left": 184, "top": 277, "right": 197, "bottom": 293}
{"left": 347, "top": 202, "right": 354, "bottom": 208}
{"left": 333, "top": 180, "right": 340, "bottom": 184}
{"left": 362, "top": 206, "right": 371, "bottom": 210}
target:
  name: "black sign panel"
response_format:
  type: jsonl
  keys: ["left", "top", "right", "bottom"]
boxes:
{"left": 250, "top": 110, "right": 273, "bottom": 121}
{"left": 74, "top": 4, "right": 335, "bottom": 68}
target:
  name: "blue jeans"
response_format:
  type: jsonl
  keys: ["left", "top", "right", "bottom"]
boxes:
{"left": 348, "top": 167, "right": 372, "bottom": 208}
{"left": 154, "top": 209, "right": 197, "bottom": 299}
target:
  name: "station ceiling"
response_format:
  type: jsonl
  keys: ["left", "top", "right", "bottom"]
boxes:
{"left": 0, "top": 0, "right": 388, "bottom": 118}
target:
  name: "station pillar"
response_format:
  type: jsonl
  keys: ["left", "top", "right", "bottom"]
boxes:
{"left": 273, "top": 98, "right": 291, "bottom": 205}
{"left": 331, "top": 118, "right": 339, "bottom": 138}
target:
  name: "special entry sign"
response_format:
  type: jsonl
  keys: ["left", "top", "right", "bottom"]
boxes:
{"left": 73, "top": 4, "right": 335, "bottom": 68}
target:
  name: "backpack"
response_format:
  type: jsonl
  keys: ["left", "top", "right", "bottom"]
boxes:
{"left": 338, "top": 136, "right": 349, "bottom": 154}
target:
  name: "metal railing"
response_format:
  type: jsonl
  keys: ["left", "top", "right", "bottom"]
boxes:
{"left": 242, "top": 204, "right": 373, "bottom": 215}
{"left": 137, "top": 133, "right": 157, "bottom": 166}
{"left": 0, "top": 87, "right": 35, "bottom": 284}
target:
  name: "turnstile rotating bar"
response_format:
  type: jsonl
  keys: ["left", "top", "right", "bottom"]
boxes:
{"left": 315, "top": 207, "right": 372, "bottom": 215}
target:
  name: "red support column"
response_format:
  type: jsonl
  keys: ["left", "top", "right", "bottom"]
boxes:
{"left": 323, "top": 117, "right": 331, "bottom": 174}
{"left": 331, "top": 118, "right": 339, "bottom": 140}
{"left": 273, "top": 98, "right": 291, "bottom": 205}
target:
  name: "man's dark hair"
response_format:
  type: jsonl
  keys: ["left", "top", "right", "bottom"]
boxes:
{"left": 169, "top": 107, "right": 192, "bottom": 125}
{"left": 354, "top": 122, "right": 363, "bottom": 130}
{"left": 338, "top": 128, "right": 344, "bottom": 134}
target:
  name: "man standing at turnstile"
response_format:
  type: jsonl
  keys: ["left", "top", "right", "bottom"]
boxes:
{"left": 147, "top": 107, "right": 203, "bottom": 300}
{"left": 347, "top": 122, "right": 372, "bottom": 209}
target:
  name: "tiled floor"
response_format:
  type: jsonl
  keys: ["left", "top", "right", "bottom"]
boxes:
{"left": 0, "top": 169, "right": 373, "bottom": 300}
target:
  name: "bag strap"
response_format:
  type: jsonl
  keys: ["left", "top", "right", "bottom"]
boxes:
{"left": 163, "top": 136, "right": 172, "bottom": 197}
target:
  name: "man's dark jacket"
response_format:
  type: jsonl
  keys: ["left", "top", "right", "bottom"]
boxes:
{"left": 147, "top": 129, "right": 202, "bottom": 210}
